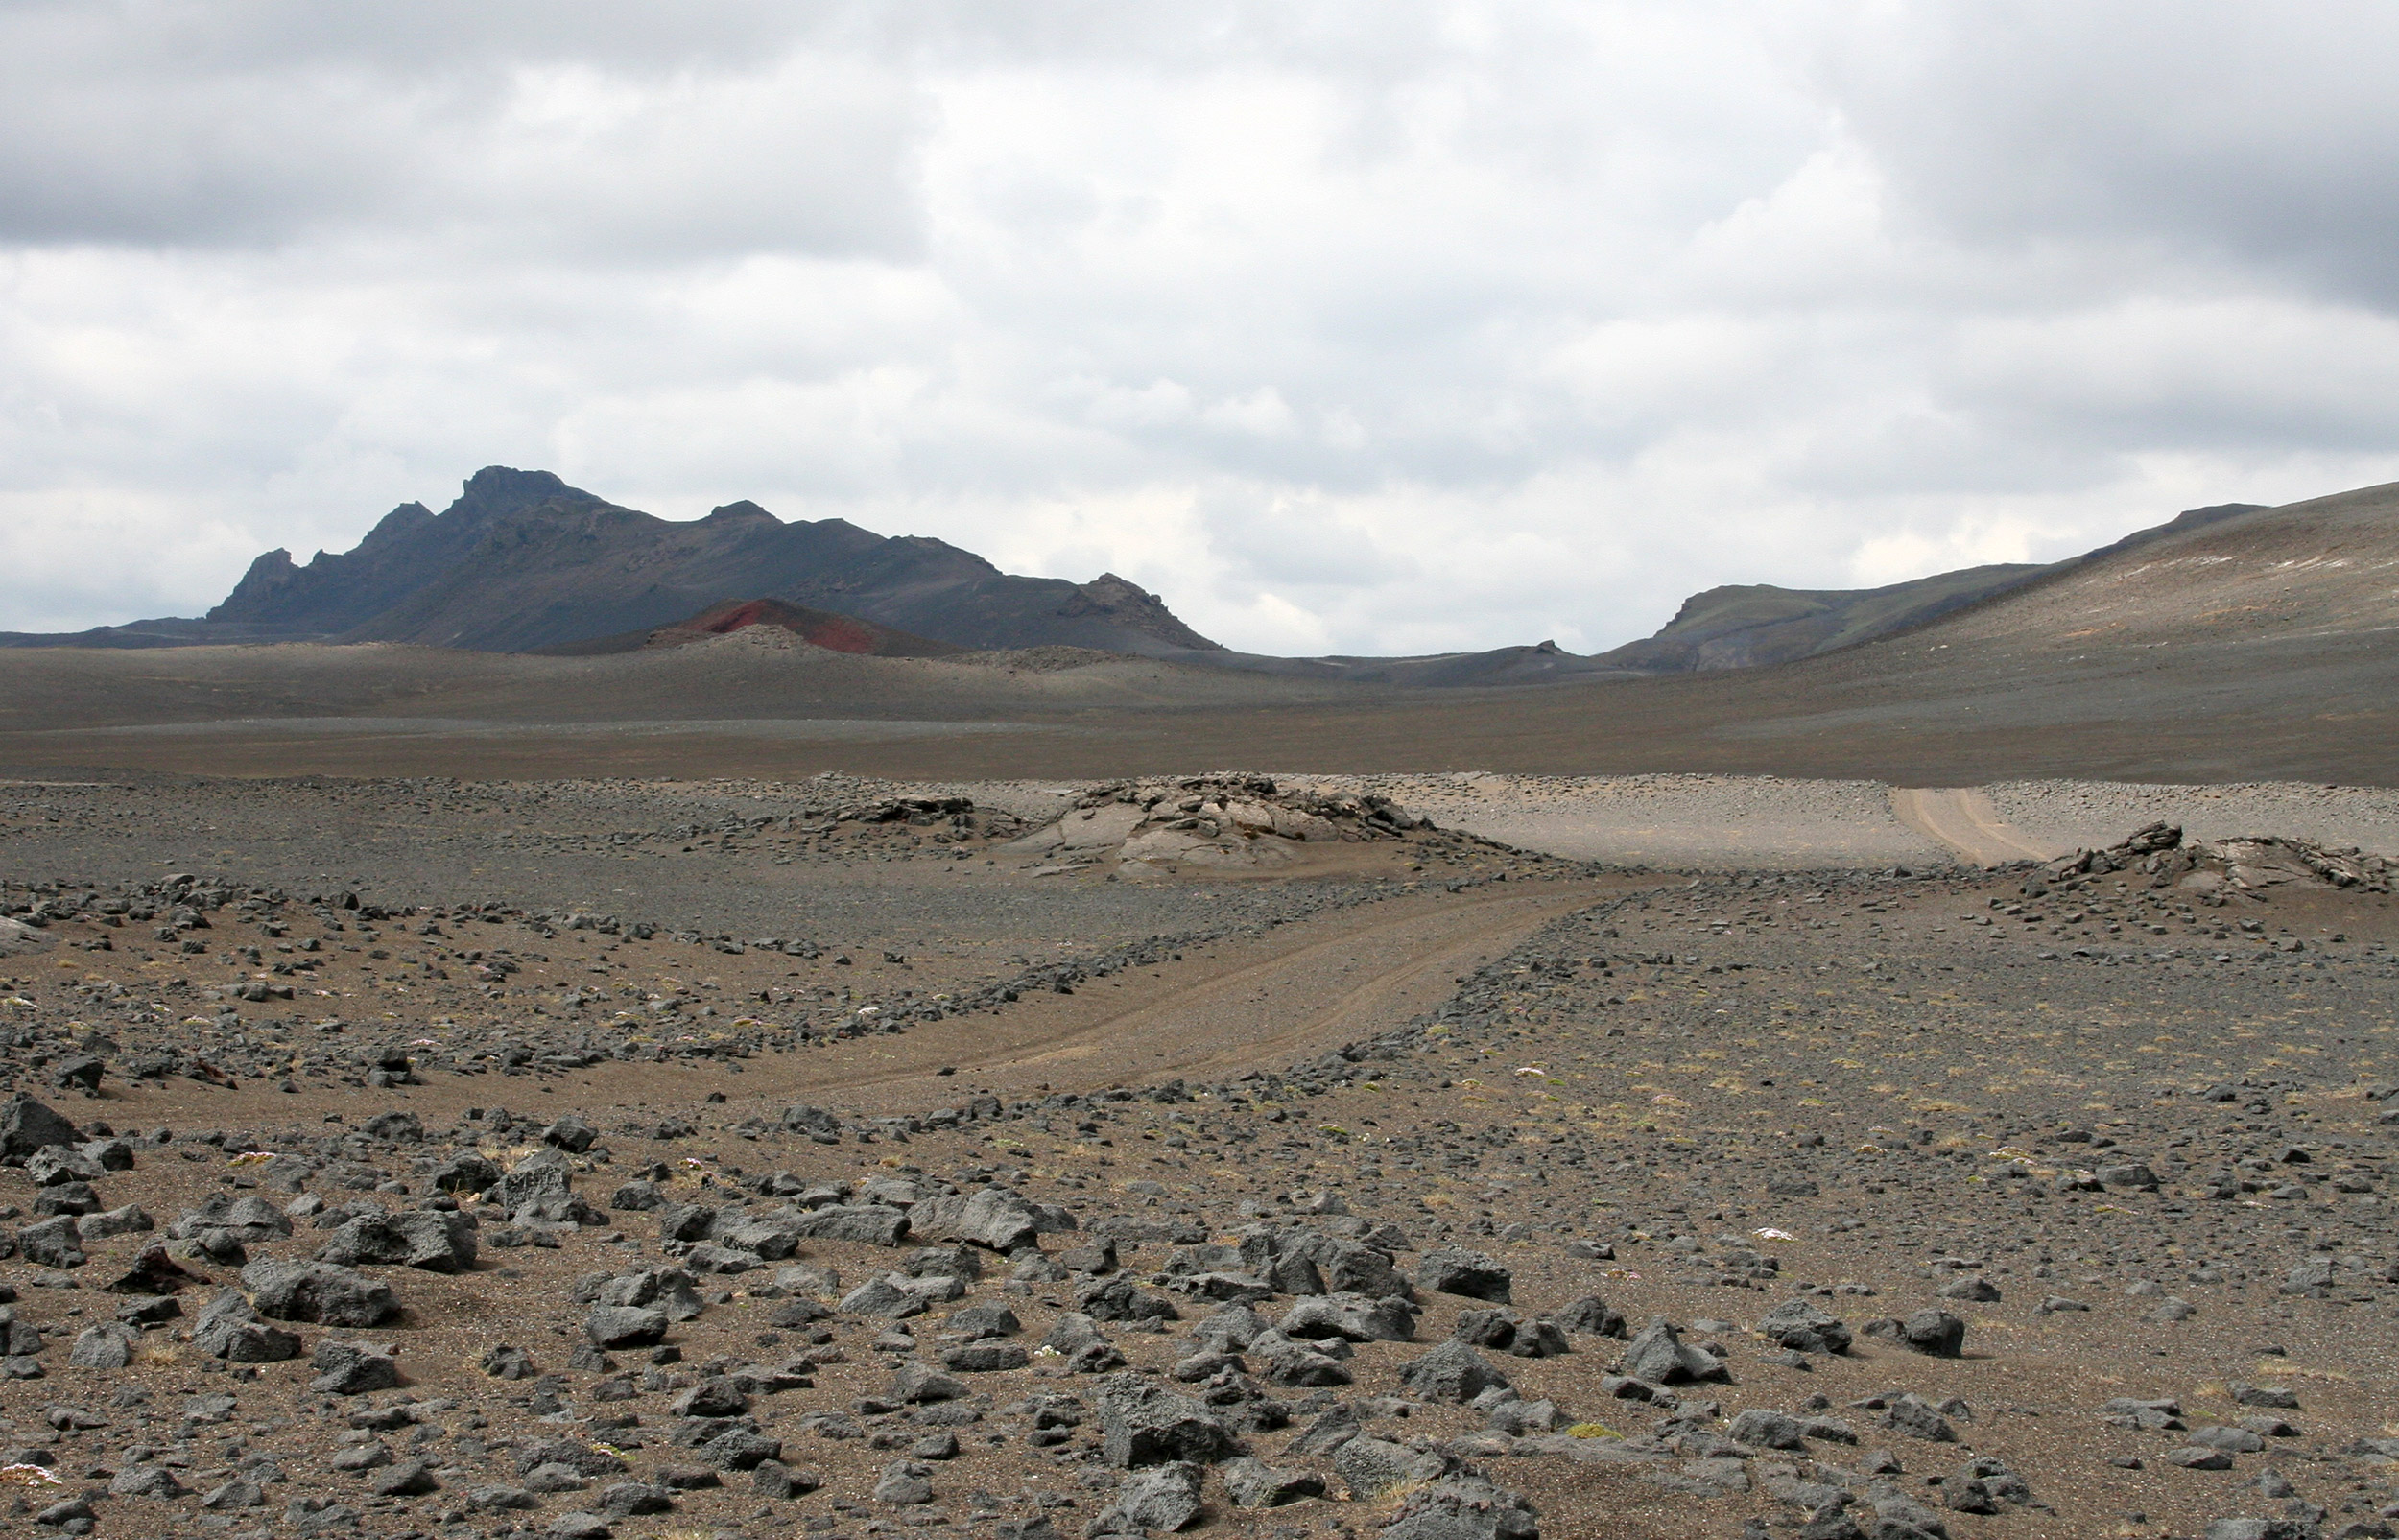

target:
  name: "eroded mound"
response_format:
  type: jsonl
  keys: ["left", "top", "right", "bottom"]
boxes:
{"left": 1008, "top": 775, "right": 1448, "bottom": 874}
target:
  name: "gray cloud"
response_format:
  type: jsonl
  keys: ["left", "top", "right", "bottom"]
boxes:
{"left": 1822, "top": 5, "right": 2399, "bottom": 305}
{"left": 3, "top": 1, "right": 2397, "bottom": 655}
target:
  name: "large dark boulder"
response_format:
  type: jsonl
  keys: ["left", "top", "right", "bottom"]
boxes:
{"left": 0, "top": 1096, "right": 81, "bottom": 1158}
{"left": 240, "top": 1259, "right": 400, "bottom": 1326}
{"left": 1621, "top": 1318, "right": 1731, "bottom": 1384}
{"left": 1395, "top": 1340, "right": 1511, "bottom": 1404}
{"left": 1758, "top": 1297, "right": 1853, "bottom": 1355}
{"left": 1095, "top": 1373, "right": 1236, "bottom": 1468}
{"left": 787, "top": 1204, "right": 910, "bottom": 1246}
{"left": 1413, "top": 1246, "right": 1512, "bottom": 1303}
{"left": 318, "top": 1211, "right": 477, "bottom": 1272}
{"left": 910, "top": 1187, "right": 1043, "bottom": 1252}
{"left": 18, "top": 1214, "right": 84, "bottom": 1268}
{"left": 311, "top": 1339, "right": 402, "bottom": 1394}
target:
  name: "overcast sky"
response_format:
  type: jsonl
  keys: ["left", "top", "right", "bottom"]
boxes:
{"left": 5, "top": 2, "right": 2397, "bottom": 654}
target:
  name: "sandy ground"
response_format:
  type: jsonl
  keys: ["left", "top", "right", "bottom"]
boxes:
{"left": 1987, "top": 781, "right": 2399, "bottom": 858}
{"left": 1278, "top": 774, "right": 1957, "bottom": 871}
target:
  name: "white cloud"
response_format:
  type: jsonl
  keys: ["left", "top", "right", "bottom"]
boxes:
{"left": 4, "top": 1, "right": 2399, "bottom": 652}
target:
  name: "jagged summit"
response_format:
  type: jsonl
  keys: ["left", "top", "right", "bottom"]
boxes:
{"left": 190, "top": 467, "right": 1224, "bottom": 656}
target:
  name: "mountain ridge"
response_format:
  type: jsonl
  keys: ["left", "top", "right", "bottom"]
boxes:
{"left": 0, "top": 467, "right": 2270, "bottom": 681}
{"left": 189, "top": 466, "right": 1222, "bottom": 657}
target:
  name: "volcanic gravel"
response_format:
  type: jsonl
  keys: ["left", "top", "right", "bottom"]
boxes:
{"left": 0, "top": 776, "right": 2395, "bottom": 1540}
{"left": 1986, "top": 783, "right": 2399, "bottom": 864}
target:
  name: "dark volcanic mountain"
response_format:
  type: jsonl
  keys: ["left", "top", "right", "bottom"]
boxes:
{"left": 194, "top": 466, "right": 1223, "bottom": 656}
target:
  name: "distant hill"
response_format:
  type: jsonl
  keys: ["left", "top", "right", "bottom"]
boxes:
{"left": 1132, "top": 501, "right": 2269, "bottom": 688}
{"left": 1587, "top": 503, "right": 2265, "bottom": 674}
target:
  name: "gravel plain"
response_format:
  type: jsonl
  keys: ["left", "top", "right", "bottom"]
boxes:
{"left": 1985, "top": 783, "right": 2399, "bottom": 862}
{"left": 0, "top": 772, "right": 2395, "bottom": 1540}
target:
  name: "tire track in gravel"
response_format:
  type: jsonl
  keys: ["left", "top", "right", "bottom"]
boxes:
{"left": 732, "top": 880, "right": 1624, "bottom": 1110}
{"left": 1892, "top": 786, "right": 2057, "bottom": 866}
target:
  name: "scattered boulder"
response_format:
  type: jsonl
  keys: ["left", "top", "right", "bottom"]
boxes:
{"left": 1395, "top": 1339, "right": 1511, "bottom": 1404}
{"left": 781, "top": 1103, "right": 843, "bottom": 1143}
{"left": 67, "top": 1322, "right": 140, "bottom": 1368}
{"left": 0, "top": 916, "right": 58, "bottom": 957}
{"left": 81, "top": 1203, "right": 153, "bottom": 1241}
{"left": 1221, "top": 1456, "right": 1324, "bottom": 1507}
{"left": 17, "top": 1214, "right": 84, "bottom": 1268}
{"left": 1278, "top": 1292, "right": 1416, "bottom": 1343}
{"left": 1453, "top": 1308, "right": 1569, "bottom": 1359}
{"left": 1078, "top": 1275, "right": 1180, "bottom": 1325}
{"left": 1758, "top": 1298, "right": 1853, "bottom": 1355}
{"left": 494, "top": 1149, "right": 577, "bottom": 1211}
{"left": 1728, "top": 1409, "right": 1809, "bottom": 1451}
{"left": 432, "top": 1152, "right": 502, "bottom": 1194}
{"left": 941, "top": 1340, "right": 1029, "bottom": 1373}
{"left": 1555, "top": 1292, "right": 1629, "bottom": 1339}
{"left": 311, "top": 1339, "right": 402, "bottom": 1395}
{"left": 169, "top": 1194, "right": 292, "bottom": 1262}
{"left": 241, "top": 1259, "right": 400, "bottom": 1327}
{"left": 910, "top": 1186, "right": 1047, "bottom": 1252}
{"left": 480, "top": 1342, "right": 538, "bottom": 1379}
{"left": 598, "top": 1267, "right": 705, "bottom": 1320}
{"left": 105, "top": 1241, "right": 206, "bottom": 1296}
{"left": 584, "top": 1306, "right": 669, "bottom": 1349}
{"left": 191, "top": 1289, "right": 301, "bottom": 1362}
{"left": 109, "top": 1464, "right": 188, "bottom": 1500}
{"left": 1092, "top": 1461, "right": 1204, "bottom": 1534}
{"left": 1864, "top": 1309, "right": 1967, "bottom": 1359}
{"left": 200, "top": 1479, "right": 266, "bottom": 1510}
{"left": 1378, "top": 1474, "right": 1540, "bottom": 1540}
{"left": 26, "top": 1145, "right": 105, "bottom": 1186}
{"left": 599, "top": 1483, "right": 677, "bottom": 1517}
{"left": 1333, "top": 1435, "right": 1450, "bottom": 1500}
{"left": 871, "top": 1459, "right": 935, "bottom": 1505}
{"left": 1095, "top": 1372, "right": 1237, "bottom": 1467}
{"left": 1621, "top": 1318, "right": 1731, "bottom": 1384}
{"left": 946, "top": 1301, "right": 1023, "bottom": 1339}
{"left": 789, "top": 1204, "right": 911, "bottom": 1247}
{"left": 1880, "top": 1393, "right": 1958, "bottom": 1443}
{"left": 318, "top": 1210, "right": 477, "bottom": 1272}
{"left": 374, "top": 1460, "right": 440, "bottom": 1498}
{"left": 1414, "top": 1245, "right": 1514, "bottom": 1303}
{"left": 1242, "top": 1226, "right": 1410, "bottom": 1300}
{"left": 542, "top": 1114, "right": 598, "bottom": 1152}
{"left": 0, "top": 1096, "right": 80, "bottom": 1157}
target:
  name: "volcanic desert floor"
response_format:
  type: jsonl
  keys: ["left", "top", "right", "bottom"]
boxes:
{"left": 1, "top": 771, "right": 2396, "bottom": 1540}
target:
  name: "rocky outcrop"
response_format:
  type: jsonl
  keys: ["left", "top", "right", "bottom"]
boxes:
{"left": 2044, "top": 822, "right": 2393, "bottom": 898}
{"left": 1009, "top": 775, "right": 1433, "bottom": 873}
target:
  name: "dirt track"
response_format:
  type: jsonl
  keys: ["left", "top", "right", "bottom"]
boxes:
{"left": 745, "top": 881, "right": 1614, "bottom": 1110}
{"left": 1888, "top": 786, "right": 2059, "bottom": 866}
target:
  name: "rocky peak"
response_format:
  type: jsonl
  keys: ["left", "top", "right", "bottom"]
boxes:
{"left": 1058, "top": 573, "right": 1224, "bottom": 652}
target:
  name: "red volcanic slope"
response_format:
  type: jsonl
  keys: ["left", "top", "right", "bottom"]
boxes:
{"left": 657, "top": 599, "right": 962, "bottom": 658}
